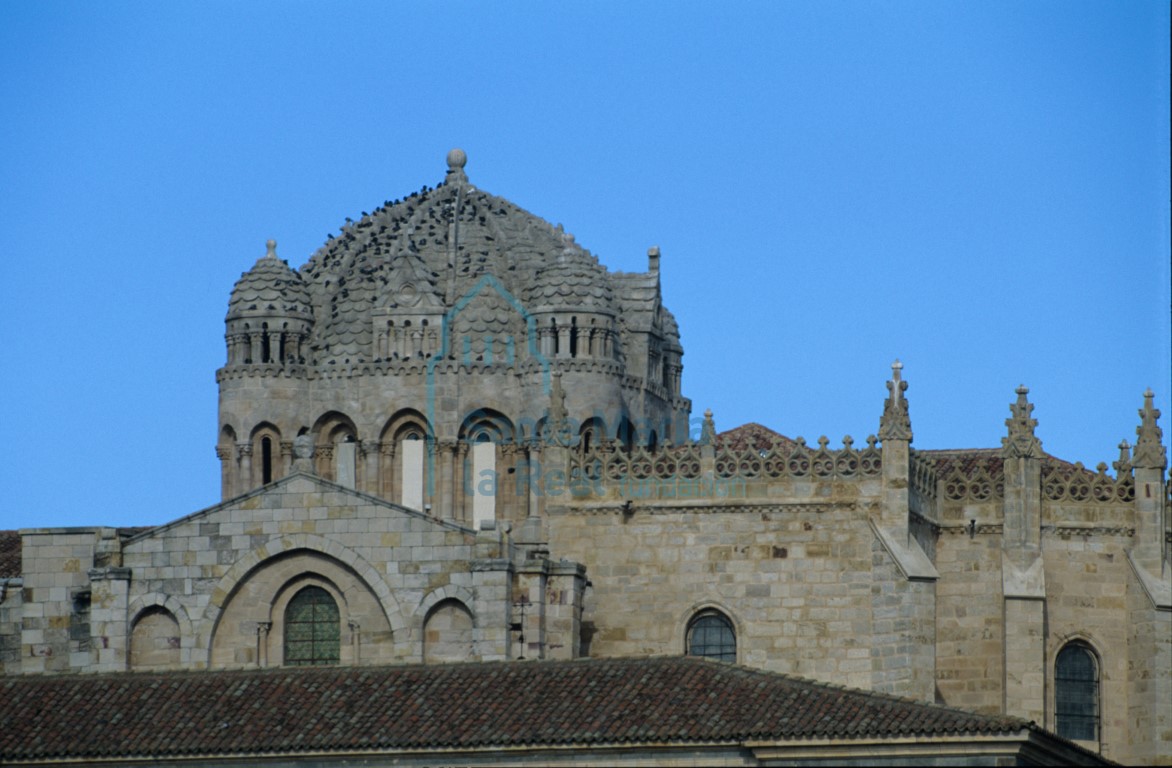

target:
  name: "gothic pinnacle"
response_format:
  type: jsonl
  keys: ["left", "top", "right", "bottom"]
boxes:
{"left": 1131, "top": 388, "right": 1166, "bottom": 470}
{"left": 878, "top": 359, "right": 912, "bottom": 442}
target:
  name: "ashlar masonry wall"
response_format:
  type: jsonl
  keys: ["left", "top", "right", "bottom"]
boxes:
{"left": 548, "top": 496, "right": 932, "bottom": 696}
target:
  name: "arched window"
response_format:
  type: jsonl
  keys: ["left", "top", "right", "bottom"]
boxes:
{"left": 284, "top": 586, "right": 340, "bottom": 666}
{"left": 470, "top": 430, "right": 495, "bottom": 529}
{"left": 399, "top": 430, "right": 425, "bottom": 510}
{"left": 1055, "top": 642, "right": 1099, "bottom": 742}
{"left": 686, "top": 610, "right": 736, "bottom": 662}
{"left": 261, "top": 437, "right": 273, "bottom": 484}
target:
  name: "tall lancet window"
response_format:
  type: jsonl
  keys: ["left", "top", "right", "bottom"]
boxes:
{"left": 1055, "top": 642, "right": 1099, "bottom": 742}
{"left": 261, "top": 437, "right": 273, "bottom": 484}
{"left": 400, "top": 432, "right": 425, "bottom": 510}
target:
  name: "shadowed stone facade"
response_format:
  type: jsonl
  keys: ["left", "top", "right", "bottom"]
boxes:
{"left": 1, "top": 151, "right": 1168, "bottom": 765}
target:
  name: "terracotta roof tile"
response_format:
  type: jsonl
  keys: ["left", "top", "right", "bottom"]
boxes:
{"left": 0, "top": 656, "right": 1035, "bottom": 761}
{"left": 916, "top": 448, "right": 1102, "bottom": 480}
{"left": 0, "top": 530, "right": 19, "bottom": 578}
{"left": 717, "top": 423, "right": 794, "bottom": 452}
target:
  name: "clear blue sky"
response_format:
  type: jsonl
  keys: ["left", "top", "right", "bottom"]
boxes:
{"left": 1, "top": 2, "right": 1168, "bottom": 529}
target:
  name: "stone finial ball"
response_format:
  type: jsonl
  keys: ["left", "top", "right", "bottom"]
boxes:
{"left": 447, "top": 148, "right": 467, "bottom": 169}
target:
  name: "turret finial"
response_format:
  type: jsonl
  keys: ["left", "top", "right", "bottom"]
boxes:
{"left": 700, "top": 408, "right": 717, "bottom": 445}
{"left": 445, "top": 148, "right": 468, "bottom": 184}
{"left": 878, "top": 360, "right": 912, "bottom": 442}
{"left": 1132, "top": 389, "right": 1167, "bottom": 470}
{"left": 265, "top": 239, "right": 278, "bottom": 259}
{"left": 1113, "top": 439, "right": 1132, "bottom": 477}
{"left": 1001, "top": 385, "right": 1043, "bottom": 459}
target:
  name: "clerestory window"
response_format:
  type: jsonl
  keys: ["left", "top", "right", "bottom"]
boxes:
{"left": 284, "top": 586, "right": 340, "bottom": 666}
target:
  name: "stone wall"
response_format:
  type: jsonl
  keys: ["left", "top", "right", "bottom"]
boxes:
{"left": 0, "top": 578, "right": 22, "bottom": 674}
{"left": 548, "top": 499, "right": 882, "bottom": 692}
{"left": 17, "top": 529, "right": 98, "bottom": 674}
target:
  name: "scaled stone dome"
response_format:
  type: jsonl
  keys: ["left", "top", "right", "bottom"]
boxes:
{"left": 227, "top": 240, "right": 314, "bottom": 322}
{"left": 293, "top": 151, "right": 634, "bottom": 363}
{"left": 525, "top": 234, "right": 616, "bottom": 315}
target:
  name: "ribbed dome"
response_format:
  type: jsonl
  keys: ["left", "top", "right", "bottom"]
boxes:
{"left": 526, "top": 235, "right": 616, "bottom": 315}
{"left": 227, "top": 241, "right": 314, "bottom": 322}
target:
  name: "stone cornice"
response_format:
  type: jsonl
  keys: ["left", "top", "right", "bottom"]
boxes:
{"left": 555, "top": 500, "right": 845, "bottom": 516}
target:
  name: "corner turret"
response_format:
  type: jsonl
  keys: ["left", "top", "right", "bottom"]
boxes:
{"left": 225, "top": 240, "right": 314, "bottom": 367}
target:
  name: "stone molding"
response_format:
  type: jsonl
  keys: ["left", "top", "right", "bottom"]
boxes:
{"left": 557, "top": 500, "right": 842, "bottom": 516}
{"left": 196, "top": 533, "right": 406, "bottom": 664}
{"left": 415, "top": 585, "right": 477, "bottom": 623}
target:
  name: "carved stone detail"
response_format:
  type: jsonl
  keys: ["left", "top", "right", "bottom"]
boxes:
{"left": 1001, "top": 385, "right": 1043, "bottom": 459}
{"left": 878, "top": 360, "right": 912, "bottom": 442}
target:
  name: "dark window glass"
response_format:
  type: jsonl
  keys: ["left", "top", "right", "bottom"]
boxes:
{"left": 284, "top": 586, "right": 340, "bottom": 666}
{"left": 687, "top": 611, "right": 735, "bottom": 662}
{"left": 1056, "top": 643, "right": 1098, "bottom": 741}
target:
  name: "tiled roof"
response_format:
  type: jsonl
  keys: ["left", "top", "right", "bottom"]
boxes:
{"left": 0, "top": 656, "right": 1036, "bottom": 762}
{"left": 0, "top": 530, "right": 19, "bottom": 578}
{"left": 916, "top": 448, "right": 1102, "bottom": 479}
{"left": 718, "top": 423, "right": 794, "bottom": 452}
{"left": 916, "top": 448, "right": 1004, "bottom": 477}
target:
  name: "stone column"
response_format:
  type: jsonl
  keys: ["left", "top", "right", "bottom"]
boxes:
{"left": 257, "top": 622, "right": 271, "bottom": 667}
{"left": 236, "top": 442, "right": 253, "bottom": 493}
{"left": 361, "top": 441, "right": 380, "bottom": 496}
{"left": 216, "top": 445, "right": 234, "bottom": 501}
{"left": 455, "top": 442, "right": 469, "bottom": 525}
{"left": 280, "top": 441, "right": 294, "bottom": 479}
{"left": 349, "top": 620, "right": 361, "bottom": 664}
{"left": 380, "top": 442, "right": 396, "bottom": 501}
{"left": 557, "top": 325, "right": 571, "bottom": 358}
{"left": 438, "top": 440, "right": 456, "bottom": 521}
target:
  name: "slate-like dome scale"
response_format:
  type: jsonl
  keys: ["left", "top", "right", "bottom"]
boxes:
{"left": 227, "top": 241, "right": 314, "bottom": 322}
{"left": 292, "top": 155, "right": 630, "bottom": 362}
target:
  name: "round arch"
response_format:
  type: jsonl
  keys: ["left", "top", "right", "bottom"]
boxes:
{"left": 459, "top": 408, "right": 516, "bottom": 445}
{"left": 197, "top": 534, "right": 406, "bottom": 667}
{"left": 677, "top": 600, "right": 742, "bottom": 663}
{"left": 126, "top": 594, "right": 194, "bottom": 670}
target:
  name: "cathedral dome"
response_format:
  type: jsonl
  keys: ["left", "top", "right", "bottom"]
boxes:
{"left": 227, "top": 240, "right": 314, "bottom": 322}
{"left": 525, "top": 235, "right": 616, "bottom": 316}
{"left": 296, "top": 151, "right": 619, "bottom": 362}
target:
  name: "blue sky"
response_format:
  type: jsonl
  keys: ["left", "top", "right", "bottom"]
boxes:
{"left": 1, "top": 2, "right": 1168, "bottom": 528}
